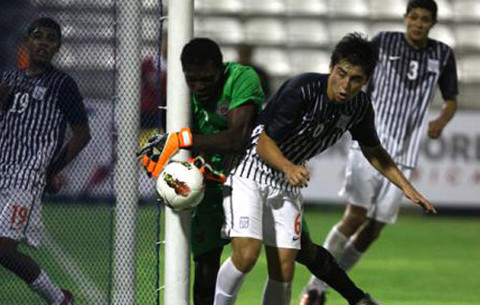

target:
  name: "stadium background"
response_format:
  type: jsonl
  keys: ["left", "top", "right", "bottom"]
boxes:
{"left": 0, "top": 0, "right": 479, "bottom": 304}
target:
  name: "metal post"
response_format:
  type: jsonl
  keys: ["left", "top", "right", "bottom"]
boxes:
{"left": 112, "top": 0, "right": 142, "bottom": 303}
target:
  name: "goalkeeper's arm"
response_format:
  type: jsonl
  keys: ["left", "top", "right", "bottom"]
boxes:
{"left": 190, "top": 103, "right": 259, "bottom": 155}
{"left": 140, "top": 103, "right": 258, "bottom": 177}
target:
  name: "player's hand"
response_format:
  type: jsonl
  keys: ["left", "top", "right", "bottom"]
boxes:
{"left": 427, "top": 118, "right": 446, "bottom": 139}
{"left": 189, "top": 156, "right": 226, "bottom": 183}
{"left": 403, "top": 186, "right": 437, "bottom": 214}
{"left": 137, "top": 127, "right": 193, "bottom": 178}
{"left": 45, "top": 173, "right": 65, "bottom": 194}
{"left": 0, "top": 83, "right": 11, "bottom": 110}
{"left": 283, "top": 164, "right": 310, "bottom": 187}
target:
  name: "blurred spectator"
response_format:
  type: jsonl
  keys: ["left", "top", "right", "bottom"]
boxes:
{"left": 141, "top": 31, "right": 168, "bottom": 131}
{"left": 237, "top": 43, "right": 271, "bottom": 99}
{"left": 0, "top": 0, "right": 32, "bottom": 74}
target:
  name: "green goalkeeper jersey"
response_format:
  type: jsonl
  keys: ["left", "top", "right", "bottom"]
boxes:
{"left": 192, "top": 62, "right": 264, "bottom": 174}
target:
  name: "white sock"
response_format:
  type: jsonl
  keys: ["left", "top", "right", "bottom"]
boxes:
{"left": 305, "top": 225, "right": 350, "bottom": 293}
{"left": 262, "top": 278, "right": 292, "bottom": 305}
{"left": 339, "top": 240, "right": 363, "bottom": 271}
{"left": 214, "top": 257, "right": 247, "bottom": 305}
{"left": 29, "top": 270, "right": 63, "bottom": 305}
{"left": 323, "top": 224, "right": 349, "bottom": 261}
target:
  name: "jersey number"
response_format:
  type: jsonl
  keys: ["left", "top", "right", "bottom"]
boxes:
{"left": 10, "top": 205, "right": 29, "bottom": 229}
{"left": 407, "top": 60, "right": 419, "bottom": 80}
{"left": 10, "top": 92, "right": 30, "bottom": 113}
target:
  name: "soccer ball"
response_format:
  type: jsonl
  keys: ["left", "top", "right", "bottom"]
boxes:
{"left": 156, "top": 160, "right": 205, "bottom": 211}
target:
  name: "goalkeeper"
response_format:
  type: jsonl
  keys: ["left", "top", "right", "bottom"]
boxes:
{"left": 140, "top": 38, "right": 378, "bottom": 305}
{"left": 141, "top": 38, "right": 264, "bottom": 305}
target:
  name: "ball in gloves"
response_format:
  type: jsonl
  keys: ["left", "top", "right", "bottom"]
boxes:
{"left": 156, "top": 160, "right": 205, "bottom": 211}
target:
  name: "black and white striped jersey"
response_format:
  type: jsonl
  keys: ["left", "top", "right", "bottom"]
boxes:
{"left": 359, "top": 31, "right": 458, "bottom": 168}
{"left": 229, "top": 73, "right": 380, "bottom": 192}
{"left": 0, "top": 66, "right": 88, "bottom": 190}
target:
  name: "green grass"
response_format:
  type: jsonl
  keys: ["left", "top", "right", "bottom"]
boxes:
{"left": 1, "top": 204, "right": 479, "bottom": 305}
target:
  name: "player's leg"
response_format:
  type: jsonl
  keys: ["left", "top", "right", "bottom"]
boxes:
{"left": 214, "top": 176, "right": 264, "bottom": 305}
{"left": 0, "top": 187, "right": 70, "bottom": 304}
{"left": 263, "top": 246, "right": 297, "bottom": 305}
{"left": 194, "top": 247, "right": 223, "bottom": 305}
{"left": 0, "top": 237, "right": 41, "bottom": 282}
{"left": 215, "top": 237, "right": 262, "bottom": 305}
{"left": 326, "top": 204, "right": 368, "bottom": 261}
{"left": 301, "top": 149, "right": 375, "bottom": 303}
{"left": 339, "top": 167, "right": 413, "bottom": 270}
{"left": 192, "top": 183, "right": 229, "bottom": 305}
{"left": 262, "top": 187, "right": 303, "bottom": 305}
{"left": 297, "top": 231, "right": 367, "bottom": 305}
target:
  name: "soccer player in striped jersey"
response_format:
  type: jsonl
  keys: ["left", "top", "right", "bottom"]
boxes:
{"left": 0, "top": 18, "right": 91, "bottom": 305}
{"left": 214, "top": 33, "right": 436, "bottom": 305}
{"left": 302, "top": 1, "right": 458, "bottom": 304}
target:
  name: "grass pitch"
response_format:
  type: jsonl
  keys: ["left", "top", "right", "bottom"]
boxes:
{"left": 0, "top": 203, "right": 478, "bottom": 305}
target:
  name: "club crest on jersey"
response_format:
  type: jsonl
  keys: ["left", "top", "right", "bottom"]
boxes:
{"left": 239, "top": 217, "right": 249, "bottom": 229}
{"left": 32, "top": 86, "right": 47, "bottom": 101}
{"left": 427, "top": 59, "right": 439, "bottom": 74}
{"left": 216, "top": 102, "right": 229, "bottom": 119}
{"left": 335, "top": 114, "right": 351, "bottom": 130}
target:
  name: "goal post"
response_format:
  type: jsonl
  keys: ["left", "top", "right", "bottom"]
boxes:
{"left": 164, "top": 1, "right": 194, "bottom": 305}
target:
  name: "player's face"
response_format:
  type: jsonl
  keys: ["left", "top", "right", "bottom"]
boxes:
{"left": 25, "top": 27, "right": 60, "bottom": 65}
{"left": 404, "top": 7, "right": 435, "bottom": 47}
{"left": 327, "top": 60, "right": 368, "bottom": 104}
{"left": 183, "top": 62, "right": 222, "bottom": 103}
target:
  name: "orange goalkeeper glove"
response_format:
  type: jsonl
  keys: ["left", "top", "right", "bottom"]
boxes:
{"left": 138, "top": 127, "right": 193, "bottom": 178}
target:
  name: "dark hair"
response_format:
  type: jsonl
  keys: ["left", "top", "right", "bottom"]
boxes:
{"left": 27, "top": 17, "right": 62, "bottom": 40}
{"left": 406, "top": 0, "right": 437, "bottom": 22}
{"left": 181, "top": 38, "right": 223, "bottom": 69}
{"left": 330, "top": 32, "right": 378, "bottom": 79}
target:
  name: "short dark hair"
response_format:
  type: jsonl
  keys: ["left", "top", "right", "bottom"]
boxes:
{"left": 406, "top": 0, "right": 438, "bottom": 22}
{"left": 181, "top": 38, "right": 223, "bottom": 69}
{"left": 330, "top": 32, "right": 378, "bottom": 79}
{"left": 27, "top": 17, "right": 62, "bottom": 41}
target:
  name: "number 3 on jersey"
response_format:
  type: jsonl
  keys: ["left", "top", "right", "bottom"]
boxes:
{"left": 407, "top": 60, "right": 419, "bottom": 80}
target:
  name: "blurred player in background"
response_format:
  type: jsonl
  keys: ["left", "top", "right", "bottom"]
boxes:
{"left": 301, "top": 1, "right": 458, "bottom": 304}
{"left": 214, "top": 33, "right": 436, "bottom": 305}
{"left": 0, "top": 17, "right": 91, "bottom": 305}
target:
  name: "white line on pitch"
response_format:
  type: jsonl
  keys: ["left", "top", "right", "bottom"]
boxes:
{"left": 43, "top": 231, "right": 106, "bottom": 305}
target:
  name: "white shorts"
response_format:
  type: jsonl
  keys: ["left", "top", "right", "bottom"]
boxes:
{"left": 339, "top": 149, "right": 413, "bottom": 224}
{"left": 222, "top": 175, "right": 303, "bottom": 249}
{"left": 0, "top": 187, "right": 44, "bottom": 247}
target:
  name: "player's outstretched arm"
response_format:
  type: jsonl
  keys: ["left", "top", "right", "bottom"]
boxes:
{"left": 428, "top": 99, "right": 457, "bottom": 139}
{"left": 257, "top": 131, "right": 309, "bottom": 187}
{"left": 359, "top": 144, "right": 436, "bottom": 214}
{"left": 138, "top": 103, "right": 258, "bottom": 178}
